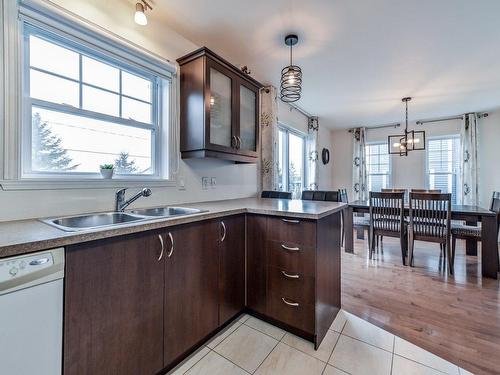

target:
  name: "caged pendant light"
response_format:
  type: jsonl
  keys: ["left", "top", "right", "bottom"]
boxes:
{"left": 280, "top": 34, "right": 302, "bottom": 103}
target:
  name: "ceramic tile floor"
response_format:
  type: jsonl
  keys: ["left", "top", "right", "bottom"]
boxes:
{"left": 168, "top": 310, "right": 473, "bottom": 375}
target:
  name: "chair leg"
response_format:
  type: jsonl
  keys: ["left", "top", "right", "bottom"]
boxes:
{"left": 408, "top": 233, "right": 414, "bottom": 267}
{"left": 369, "top": 230, "right": 375, "bottom": 259}
{"left": 446, "top": 239, "right": 454, "bottom": 275}
{"left": 380, "top": 236, "right": 384, "bottom": 254}
{"left": 451, "top": 236, "right": 457, "bottom": 269}
{"left": 376, "top": 235, "right": 379, "bottom": 251}
{"left": 400, "top": 234, "right": 406, "bottom": 266}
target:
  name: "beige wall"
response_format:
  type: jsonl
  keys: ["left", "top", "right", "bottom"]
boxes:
{"left": 0, "top": 0, "right": 259, "bottom": 221}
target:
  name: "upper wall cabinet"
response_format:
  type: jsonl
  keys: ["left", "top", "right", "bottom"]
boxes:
{"left": 177, "top": 47, "right": 262, "bottom": 163}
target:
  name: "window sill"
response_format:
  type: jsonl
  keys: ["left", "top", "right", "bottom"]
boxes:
{"left": 0, "top": 178, "right": 177, "bottom": 191}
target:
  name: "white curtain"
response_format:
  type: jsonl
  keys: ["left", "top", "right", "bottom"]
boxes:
{"left": 460, "top": 113, "right": 479, "bottom": 205}
{"left": 307, "top": 116, "right": 319, "bottom": 190}
{"left": 260, "top": 85, "right": 280, "bottom": 191}
{"left": 352, "top": 127, "right": 368, "bottom": 201}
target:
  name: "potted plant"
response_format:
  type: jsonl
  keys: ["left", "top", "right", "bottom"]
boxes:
{"left": 100, "top": 164, "right": 114, "bottom": 179}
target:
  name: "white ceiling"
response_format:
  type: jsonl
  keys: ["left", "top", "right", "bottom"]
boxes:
{"left": 152, "top": 0, "right": 500, "bottom": 129}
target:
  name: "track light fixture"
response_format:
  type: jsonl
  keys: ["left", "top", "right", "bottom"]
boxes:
{"left": 134, "top": 1, "right": 152, "bottom": 26}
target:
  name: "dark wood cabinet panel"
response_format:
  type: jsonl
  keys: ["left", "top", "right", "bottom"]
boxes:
{"left": 219, "top": 215, "right": 246, "bottom": 325}
{"left": 64, "top": 232, "right": 164, "bottom": 375}
{"left": 267, "top": 265, "right": 315, "bottom": 306}
{"left": 163, "top": 220, "right": 220, "bottom": 366}
{"left": 266, "top": 217, "right": 317, "bottom": 248}
{"left": 177, "top": 47, "right": 262, "bottom": 163}
{"left": 246, "top": 215, "right": 268, "bottom": 315}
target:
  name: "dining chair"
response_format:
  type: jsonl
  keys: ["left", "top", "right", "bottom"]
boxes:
{"left": 369, "top": 191, "right": 407, "bottom": 264}
{"left": 261, "top": 190, "right": 292, "bottom": 199}
{"left": 411, "top": 189, "right": 441, "bottom": 193}
{"left": 408, "top": 192, "right": 452, "bottom": 274}
{"left": 451, "top": 192, "right": 500, "bottom": 265}
{"left": 377, "top": 189, "right": 407, "bottom": 249}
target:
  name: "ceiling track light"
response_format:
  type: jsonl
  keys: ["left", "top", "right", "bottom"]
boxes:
{"left": 135, "top": 0, "right": 152, "bottom": 26}
{"left": 280, "top": 34, "right": 302, "bottom": 103}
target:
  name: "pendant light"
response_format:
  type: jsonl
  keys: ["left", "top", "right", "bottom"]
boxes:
{"left": 388, "top": 97, "right": 425, "bottom": 156}
{"left": 280, "top": 34, "right": 302, "bottom": 103}
{"left": 134, "top": 1, "right": 152, "bottom": 26}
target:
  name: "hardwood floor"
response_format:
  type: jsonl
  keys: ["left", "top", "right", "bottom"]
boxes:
{"left": 341, "top": 234, "right": 500, "bottom": 375}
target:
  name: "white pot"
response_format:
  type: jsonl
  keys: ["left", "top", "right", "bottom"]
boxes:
{"left": 100, "top": 168, "right": 114, "bottom": 179}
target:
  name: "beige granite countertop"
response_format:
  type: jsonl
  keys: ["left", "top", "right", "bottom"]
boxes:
{"left": 0, "top": 197, "right": 346, "bottom": 258}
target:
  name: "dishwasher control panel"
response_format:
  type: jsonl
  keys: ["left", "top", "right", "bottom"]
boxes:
{"left": 0, "top": 252, "right": 54, "bottom": 282}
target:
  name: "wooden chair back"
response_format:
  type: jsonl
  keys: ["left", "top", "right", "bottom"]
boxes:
{"left": 261, "top": 190, "right": 292, "bottom": 199}
{"left": 338, "top": 188, "right": 349, "bottom": 203}
{"left": 369, "top": 191, "right": 405, "bottom": 234}
{"left": 411, "top": 189, "right": 441, "bottom": 193}
{"left": 301, "top": 190, "right": 341, "bottom": 202}
{"left": 381, "top": 188, "right": 407, "bottom": 193}
{"left": 409, "top": 192, "right": 451, "bottom": 243}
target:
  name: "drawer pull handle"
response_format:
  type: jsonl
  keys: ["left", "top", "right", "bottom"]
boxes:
{"left": 281, "top": 297, "right": 300, "bottom": 307}
{"left": 281, "top": 271, "right": 300, "bottom": 279}
{"left": 282, "top": 218, "right": 300, "bottom": 224}
{"left": 281, "top": 244, "right": 300, "bottom": 252}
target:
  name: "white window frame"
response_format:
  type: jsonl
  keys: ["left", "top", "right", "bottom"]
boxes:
{"left": 0, "top": 0, "right": 179, "bottom": 190}
{"left": 278, "top": 123, "right": 307, "bottom": 196}
{"left": 425, "top": 135, "right": 461, "bottom": 204}
{"left": 366, "top": 141, "right": 392, "bottom": 192}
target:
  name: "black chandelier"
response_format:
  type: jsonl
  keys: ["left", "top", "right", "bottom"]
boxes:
{"left": 280, "top": 34, "right": 302, "bottom": 103}
{"left": 388, "top": 97, "right": 425, "bottom": 156}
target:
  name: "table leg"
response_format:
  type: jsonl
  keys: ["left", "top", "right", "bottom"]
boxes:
{"left": 481, "top": 215, "right": 499, "bottom": 279}
{"left": 344, "top": 206, "right": 354, "bottom": 253}
{"left": 466, "top": 220, "right": 478, "bottom": 256}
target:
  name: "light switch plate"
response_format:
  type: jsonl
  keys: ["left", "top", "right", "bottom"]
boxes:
{"left": 178, "top": 176, "right": 186, "bottom": 190}
{"left": 210, "top": 177, "right": 216, "bottom": 188}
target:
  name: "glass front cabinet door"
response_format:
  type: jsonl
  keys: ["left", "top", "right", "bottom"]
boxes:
{"left": 207, "top": 60, "right": 236, "bottom": 152}
{"left": 237, "top": 82, "right": 258, "bottom": 157}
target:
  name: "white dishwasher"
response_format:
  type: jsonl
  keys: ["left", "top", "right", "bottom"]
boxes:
{"left": 0, "top": 248, "right": 64, "bottom": 375}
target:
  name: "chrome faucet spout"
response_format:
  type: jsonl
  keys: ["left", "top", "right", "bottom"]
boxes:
{"left": 115, "top": 188, "right": 152, "bottom": 212}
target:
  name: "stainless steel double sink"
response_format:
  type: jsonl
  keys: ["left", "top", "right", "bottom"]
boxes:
{"left": 42, "top": 207, "right": 205, "bottom": 232}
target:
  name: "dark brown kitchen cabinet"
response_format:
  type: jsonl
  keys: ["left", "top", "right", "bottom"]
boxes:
{"left": 163, "top": 220, "right": 220, "bottom": 366}
{"left": 218, "top": 215, "right": 246, "bottom": 325}
{"left": 177, "top": 47, "right": 262, "bottom": 163}
{"left": 64, "top": 231, "right": 165, "bottom": 375}
{"left": 246, "top": 213, "right": 342, "bottom": 349}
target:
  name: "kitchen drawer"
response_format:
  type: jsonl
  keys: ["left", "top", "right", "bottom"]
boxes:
{"left": 266, "top": 217, "right": 316, "bottom": 248}
{"left": 267, "top": 266, "right": 315, "bottom": 306}
{"left": 267, "top": 240, "right": 315, "bottom": 276}
{"left": 267, "top": 292, "right": 314, "bottom": 334}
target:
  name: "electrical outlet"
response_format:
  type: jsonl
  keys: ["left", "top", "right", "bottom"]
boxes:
{"left": 202, "top": 177, "right": 210, "bottom": 190}
{"left": 210, "top": 177, "right": 217, "bottom": 188}
{"left": 178, "top": 176, "right": 186, "bottom": 190}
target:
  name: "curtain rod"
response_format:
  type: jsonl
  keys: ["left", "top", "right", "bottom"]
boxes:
{"left": 348, "top": 122, "right": 401, "bottom": 133}
{"left": 287, "top": 102, "right": 313, "bottom": 118}
{"left": 416, "top": 112, "right": 489, "bottom": 125}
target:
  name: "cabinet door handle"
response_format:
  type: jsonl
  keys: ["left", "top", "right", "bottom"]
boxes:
{"left": 281, "top": 243, "right": 300, "bottom": 252}
{"left": 157, "top": 234, "right": 164, "bottom": 261}
{"left": 282, "top": 218, "right": 300, "bottom": 224}
{"left": 167, "top": 232, "right": 174, "bottom": 258}
{"left": 221, "top": 221, "right": 226, "bottom": 242}
{"left": 237, "top": 136, "right": 242, "bottom": 149}
{"left": 231, "top": 136, "right": 237, "bottom": 148}
{"left": 281, "top": 270, "right": 300, "bottom": 279}
{"left": 281, "top": 297, "right": 300, "bottom": 307}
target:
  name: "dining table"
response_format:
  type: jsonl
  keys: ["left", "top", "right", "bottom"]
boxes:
{"left": 343, "top": 200, "right": 499, "bottom": 279}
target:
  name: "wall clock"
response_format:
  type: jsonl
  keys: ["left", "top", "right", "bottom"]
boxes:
{"left": 321, "top": 148, "right": 330, "bottom": 165}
